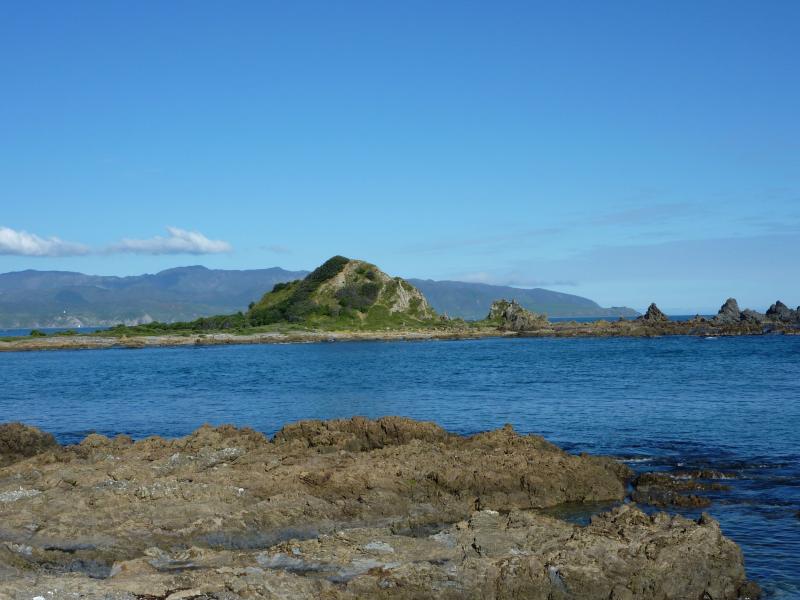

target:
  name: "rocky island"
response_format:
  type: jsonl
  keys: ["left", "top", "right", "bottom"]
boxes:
{"left": 0, "top": 418, "right": 760, "bottom": 599}
{"left": 0, "top": 256, "right": 798, "bottom": 352}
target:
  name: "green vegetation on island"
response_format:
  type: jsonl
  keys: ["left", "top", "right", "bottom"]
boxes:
{"left": 102, "top": 256, "right": 474, "bottom": 336}
{"left": 0, "top": 265, "right": 639, "bottom": 329}
{"left": 8, "top": 257, "right": 798, "bottom": 346}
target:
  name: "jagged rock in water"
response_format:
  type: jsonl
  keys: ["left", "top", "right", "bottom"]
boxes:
{"left": 630, "top": 472, "right": 729, "bottom": 509}
{"left": 766, "top": 300, "right": 799, "bottom": 323}
{"left": 712, "top": 298, "right": 742, "bottom": 324}
{"left": 637, "top": 303, "right": 668, "bottom": 323}
{"left": 488, "top": 299, "right": 548, "bottom": 331}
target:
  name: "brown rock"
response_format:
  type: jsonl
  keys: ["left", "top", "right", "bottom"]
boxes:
{"left": 0, "top": 418, "right": 757, "bottom": 599}
{"left": 0, "top": 422, "right": 58, "bottom": 467}
{"left": 274, "top": 416, "right": 450, "bottom": 451}
{"left": 630, "top": 471, "right": 730, "bottom": 509}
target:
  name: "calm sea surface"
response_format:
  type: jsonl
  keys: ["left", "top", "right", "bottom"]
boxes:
{"left": 0, "top": 336, "right": 798, "bottom": 597}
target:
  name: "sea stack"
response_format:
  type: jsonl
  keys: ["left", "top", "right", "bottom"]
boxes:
{"left": 638, "top": 303, "right": 669, "bottom": 323}
{"left": 766, "top": 301, "right": 800, "bottom": 324}
{"left": 713, "top": 298, "right": 742, "bottom": 324}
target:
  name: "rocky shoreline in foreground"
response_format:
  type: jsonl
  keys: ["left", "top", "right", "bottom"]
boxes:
{"left": 0, "top": 418, "right": 760, "bottom": 599}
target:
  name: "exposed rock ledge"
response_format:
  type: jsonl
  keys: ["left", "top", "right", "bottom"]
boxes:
{"left": 0, "top": 418, "right": 759, "bottom": 599}
{"left": 488, "top": 299, "right": 548, "bottom": 331}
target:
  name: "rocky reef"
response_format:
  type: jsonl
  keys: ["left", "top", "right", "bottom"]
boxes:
{"left": 708, "top": 298, "right": 800, "bottom": 327}
{"left": 0, "top": 418, "right": 759, "bottom": 599}
{"left": 509, "top": 297, "right": 800, "bottom": 338}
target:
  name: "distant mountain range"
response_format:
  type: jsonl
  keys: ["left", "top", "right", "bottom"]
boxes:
{"left": 408, "top": 279, "right": 638, "bottom": 320}
{"left": 0, "top": 267, "right": 308, "bottom": 328}
{"left": 0, "top": 267, "right": 637, "bottom": 328}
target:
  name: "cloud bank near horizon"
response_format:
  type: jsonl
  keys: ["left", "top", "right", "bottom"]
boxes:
{"left": 0, "top": 227, "right": 90, "bottom": 257}
{"left": 0, "top": 226, "right": 232, "bottom": 257}
{"left": 110, "top": 227, "right": 232, "bottom": 255}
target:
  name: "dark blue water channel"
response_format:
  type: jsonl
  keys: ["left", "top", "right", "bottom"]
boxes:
{"left": 0, "top": 336, "right": 798, "bottom": 596}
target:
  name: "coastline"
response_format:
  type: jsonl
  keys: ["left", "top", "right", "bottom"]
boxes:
{"left": 0, "top": 328, "right": 514, "bottom": 352}
{"left": 0, "top": 417, "right": 759, "bottom": 598}
{"left": 1, "top": 319, "right": 798, "bottom": 353}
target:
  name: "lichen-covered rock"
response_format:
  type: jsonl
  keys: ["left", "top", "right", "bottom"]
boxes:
{"left": 488, "top": 299, "right": 548, "bottom": 331}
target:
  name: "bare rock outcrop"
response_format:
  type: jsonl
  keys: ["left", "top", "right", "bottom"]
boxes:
{"left": 0, "top": 418, "right": 759, "bottom": 599}
{"left": 711, "top": 298, "right": 800, "bottom": 327}
{"left": 766, "top": 300, "right": 800, "bottom": 323}
{"left": 273, "top": 415, "right": 451, "bottom": 451}
{"left": 488, "top": 299, "right": 548, "bottom": 331}
{"left": 637, "top": 303, "right": 669, "bottom": 323}
{"left": 712, "top": 297, "right": 742, "bottom": 324}
{"left": 740, "top": 309, "right": 767, "bottom": 324}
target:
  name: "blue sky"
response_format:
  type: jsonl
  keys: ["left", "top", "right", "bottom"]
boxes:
{"left": 1, "top": 1, "right": 798, "bottom": 313}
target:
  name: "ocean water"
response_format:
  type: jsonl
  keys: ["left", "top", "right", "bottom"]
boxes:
{"left": 0, "top": 336, "right": 798, "bottom": 596}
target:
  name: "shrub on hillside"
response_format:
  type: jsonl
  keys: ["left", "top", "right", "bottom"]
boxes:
{"left": 336, "top": 281, "right": 381, "bottom": 310}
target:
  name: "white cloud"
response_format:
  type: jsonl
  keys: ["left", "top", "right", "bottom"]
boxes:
{"left": 111, "top": 227, "right": 232, "bottom": 255}
{"left": 0, "top": 226, "right": 90, "bottom": 256}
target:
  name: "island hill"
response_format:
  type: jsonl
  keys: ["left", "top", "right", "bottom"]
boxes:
{"left": 1, "top": 255, "right": 798, "bottom": 352}
{"left": 105, "top": 255, "right": 444, "bottom": 334}
{"left": 247, "top": 255, "right": 438, "bottom": 329}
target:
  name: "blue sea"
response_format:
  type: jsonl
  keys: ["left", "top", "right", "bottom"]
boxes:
{"left": 0, "top": 336, "right": 798, "bottom": 597}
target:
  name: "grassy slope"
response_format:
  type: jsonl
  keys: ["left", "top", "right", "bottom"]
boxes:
{"left": 73, "top": 256, "right": 488, "bottom": 337}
